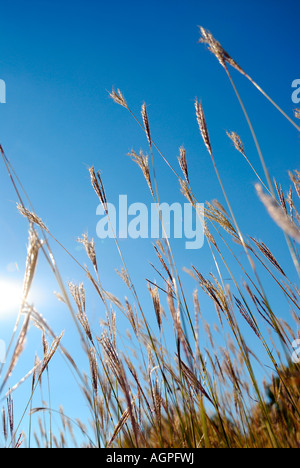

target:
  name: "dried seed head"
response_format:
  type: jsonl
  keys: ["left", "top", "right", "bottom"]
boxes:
{"left": 294, "top": 109, "right": 300, "bottom": 120}
{"left": 193, "top": 289, "right": 201, "bottom": 317}
{"left": 88, "top": 347, "right": 98, "bottom": 395}
{"left": 199, "top": 27, "right": 245, "bottom": 75}
{"left": 199, "top": 26, "right": 227, "bottom": 68}
{"left": 125, "top": 298, "right": 138, "bottom": 336}
{"left": 6, "top": 393, "right": 14, "bottom": 440}
{"left": 181, "top": 358, "right": 213, "bottom": 403}
{"left": 250, "top": 237, "right": 286, "bottom": 277}
{"left": 2, "top": 405, "right": 7, "bottom": 442}
{"left": 109, "top": 88, "right": 128, "bottom": 109}
{"left": 274, "top": 179, "right": 288, "bottom": 214}
{"left": 195, "top": 99, "right": 213, "bottom": 156}
{"left": 289, "top": 170, "right": 300, "bottom": 198}
{"left": 79, "top": 283, "right": 86, "bottom": 312}
{"left": 115, "top": 267, "right": 130, "bottom": 288}
{"left": 42, "top": 330, "right": 49, "bottom": 358}
{"left": 89, "top": 167, "right": 108, "bottom": 214}
{"left": 53, "top": 291, "right": 65, "bottom": 303}
{"left": 99, "top": 334, "right": 129, "bottom": 393}
{"left": 166, "top": 280, "right": 176, "bottom": 322}
{"left": 141, "top": 103, "right": 151, "bottom": 146}
{"left": 178, "top": 146, "right": 189, "bottom": 184}
{"left": 192, "top": 267, "right": 228, "bottom": 319}
{"left": 69, "top": 282, "right": 83, "bottom": 313}
{"left": 23, "top": 227, "right": 42, "bottom": 302}
{"left": 211, "top": 199, "right": 229, "bottom": 217}
{"left": 148, "top": 283, "right": 162, "bottom": 331}
{"left": 17, "top": 204, "right": 48, "bottom": 232}
{"left": 69, "top": 282, "right": 93, "bottom": 343}
{"left": 154, "top": 245, "right": 173, "bottom": 282}
{"left": 256, "top": 184, "right": 300, "bottom": 243}
{"left": 226, "top": 131, "right": 245, "bottom": 156}
{"left": 179, "top": 178, "right": 193, "bottom": 205}
{"left": 203, "top": 220, "right": 219, "bottom": 252}
{"left": 129, "top": 149, "right": 154, "bottom": 196}
{"left": 234, "top": 297, "right": 260, "bottom": 338}
{"left": 40, "top": 332, "right": 64, "bottom": 375}
{"left": 77, "top": 233, "right": 98, "bottom": 273}
{"left": 107, "top": 397, "right": 137, "bottom": 448}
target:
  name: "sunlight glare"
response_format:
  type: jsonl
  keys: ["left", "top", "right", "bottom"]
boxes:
{"left": 0, "top": 279, "right": 23, "bottom": 317}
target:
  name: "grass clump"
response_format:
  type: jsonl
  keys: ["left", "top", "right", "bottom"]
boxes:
{"left": 0, "top": 27, "right": 300, "bottom": 449}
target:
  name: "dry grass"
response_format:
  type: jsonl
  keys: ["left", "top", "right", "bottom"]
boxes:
{"left": 0, "top": 26, "right": 299, "bottom": 449}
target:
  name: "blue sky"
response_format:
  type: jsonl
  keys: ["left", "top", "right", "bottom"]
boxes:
{"left": 0, "top": 0, "right": 299, "bottom": 446}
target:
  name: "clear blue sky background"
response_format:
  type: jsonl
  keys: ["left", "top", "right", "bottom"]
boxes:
{"left": 0, "top": 0, "right": 299, "bottom": 446}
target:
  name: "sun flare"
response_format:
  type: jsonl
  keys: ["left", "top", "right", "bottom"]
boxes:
{"left": 0, "top": 279, "right": 23, "bottom": 316}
